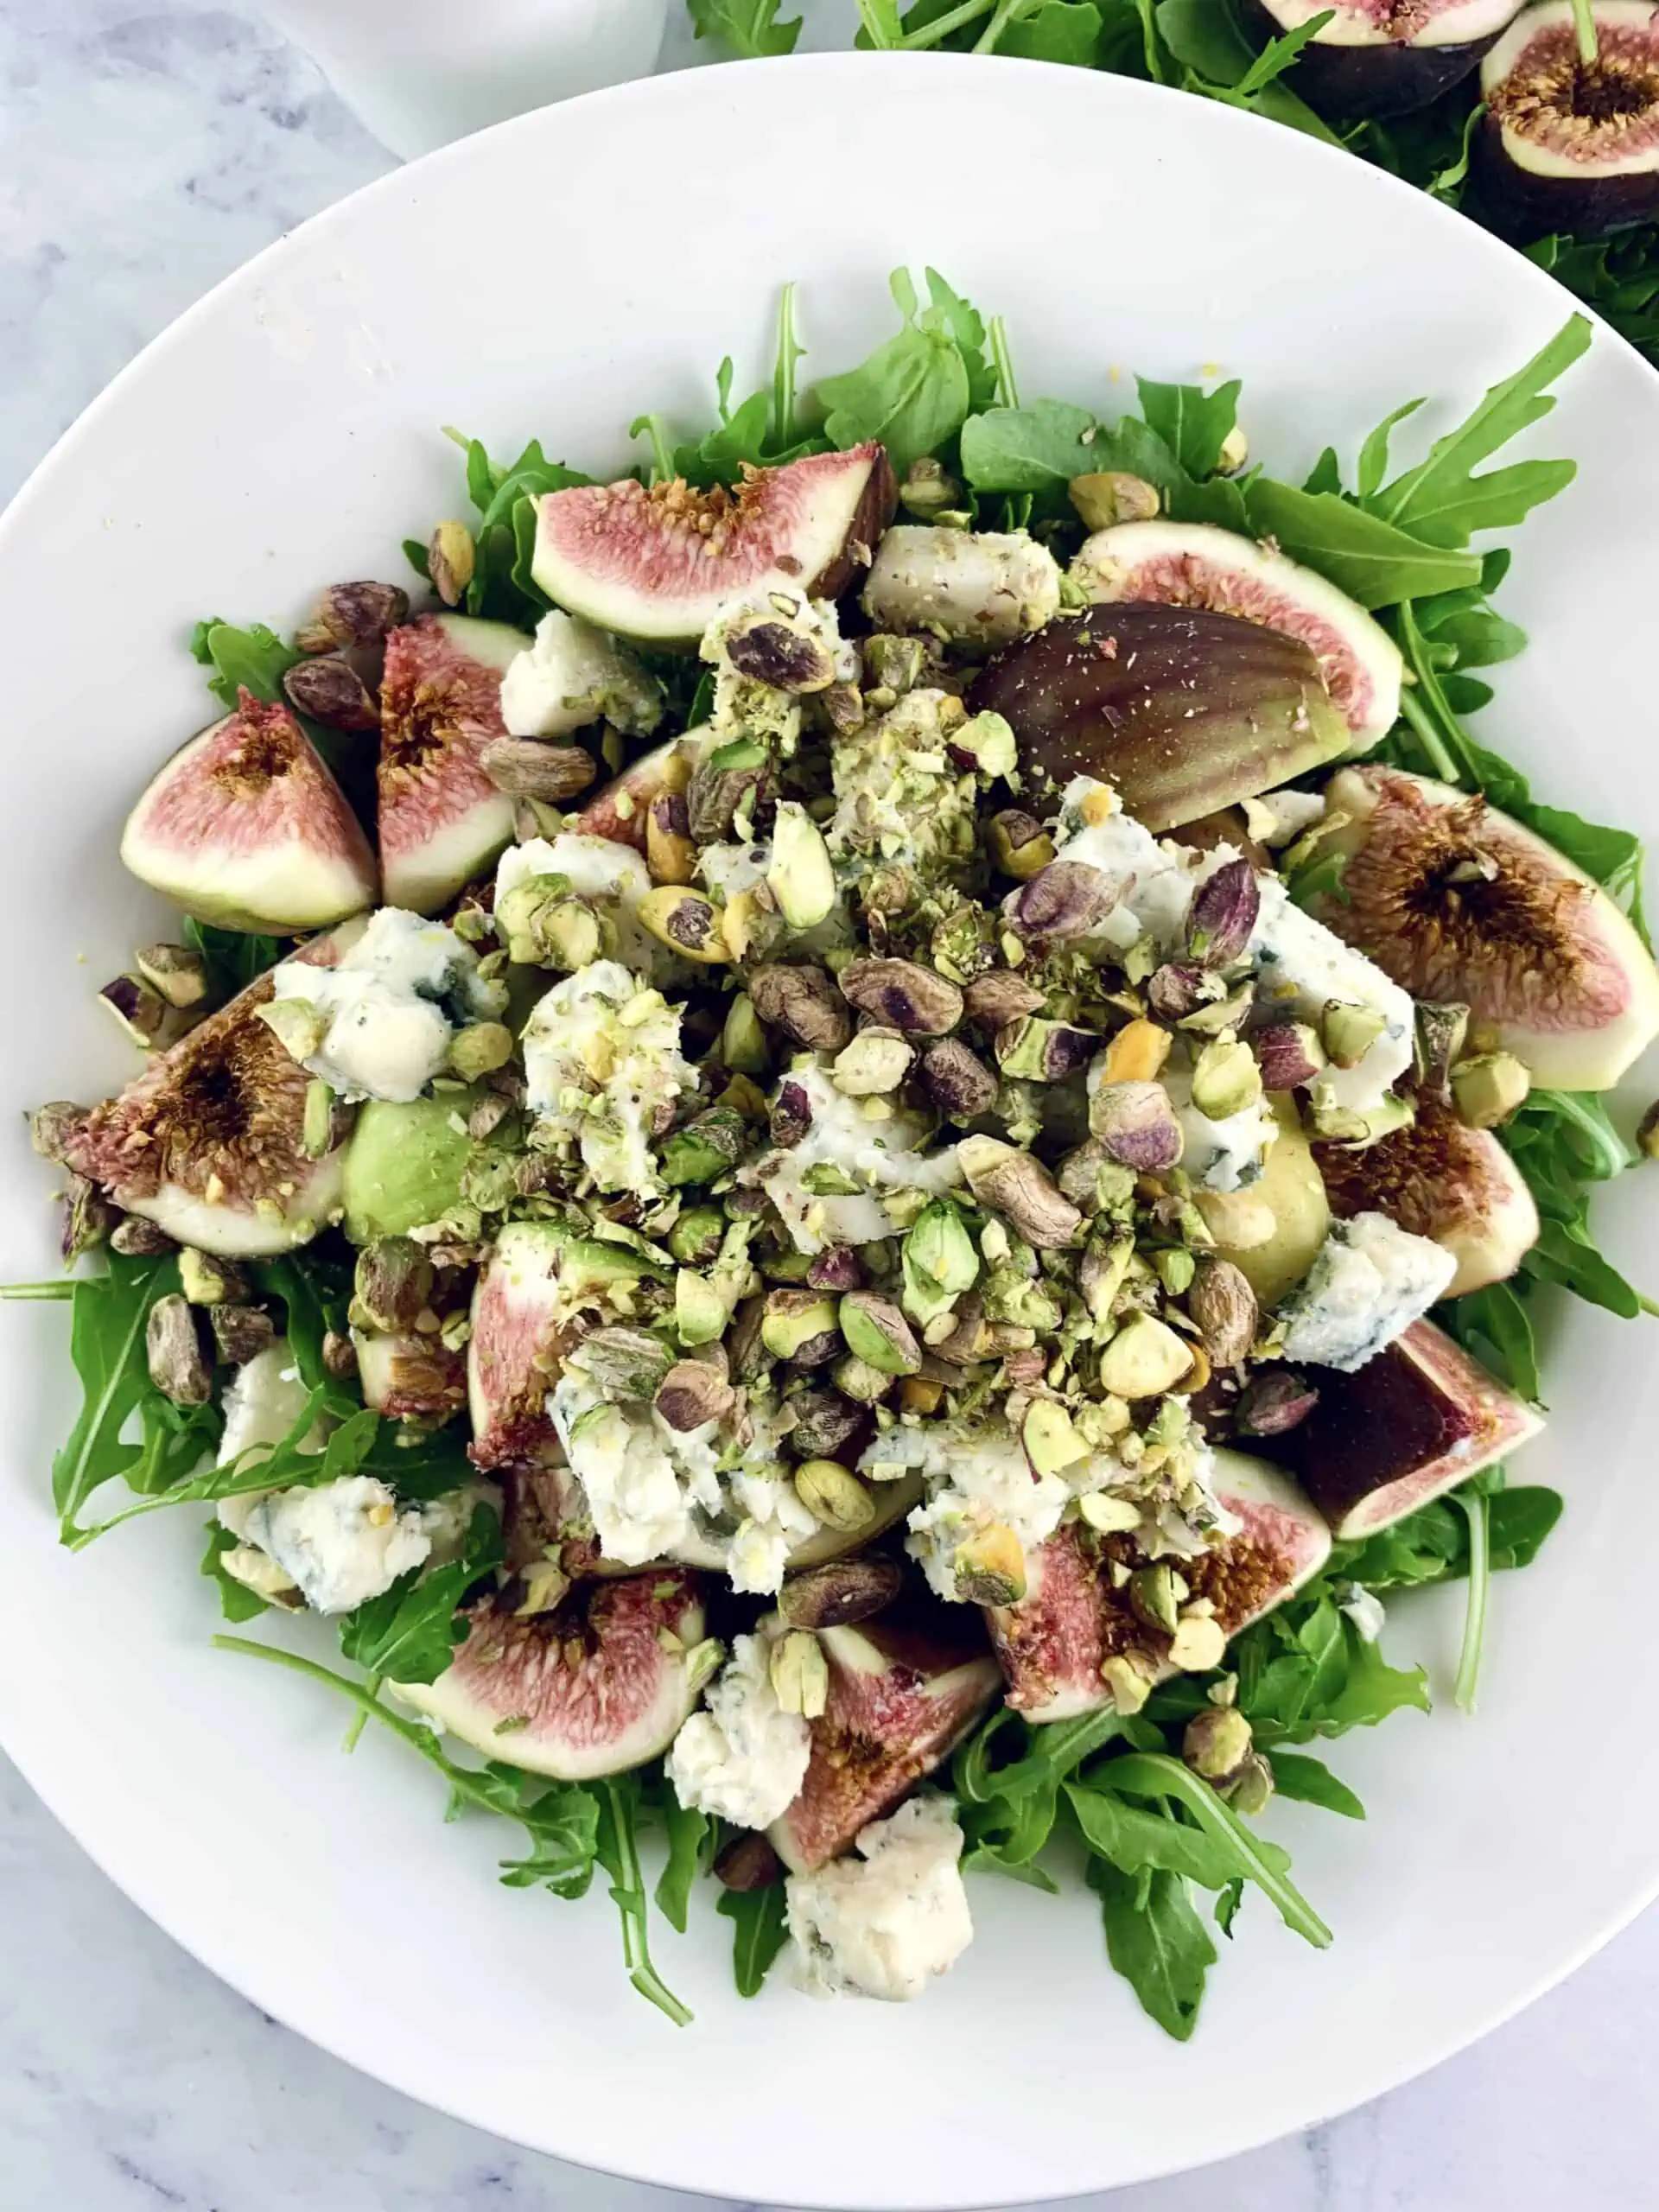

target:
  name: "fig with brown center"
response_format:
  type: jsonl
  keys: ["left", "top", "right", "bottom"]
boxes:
{"left": 1313, "top": 765, "right": 1659, "bottom": 1089}
{"left": 121, "top": 689, "right": 377, "bottom": 932}
{"left": 1478, "top": 0, "right": 1659, "bottom": 239}
{"left": 62, "top": 933, "right": 359, "bottom": 1256}
{"left": 530, "top": 443, "right": 897, "bottom": 646}
{"left": 1239, "top": 0, "right": 1527, "bottom": 115}
{"left": 378, "top": 613, "right": 528, "bottom": 913}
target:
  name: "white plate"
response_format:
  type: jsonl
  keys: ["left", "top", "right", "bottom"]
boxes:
{"left": 2, "top": 52, "right": 1656, "bottom": 2208}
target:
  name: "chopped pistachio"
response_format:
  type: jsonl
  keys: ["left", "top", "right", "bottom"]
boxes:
{"left": 793, "top": 1458, "right": 876, "bottom": 1532}
{"left": 769, "top": 1630, "right": 830, "bottom": 1718}
{"left": 1450, "top": 1051, "right": 1530, "bottom": 1130}
{"left": 1097, "top": 1311, "right": 1194, "bottom": 1399}
{"left": 954, "top": 1522, "right": 1027, "bottom": 1605}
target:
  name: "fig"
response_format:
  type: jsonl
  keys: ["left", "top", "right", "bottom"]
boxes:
{"left": 1194, "top": 1096, "right": 1332, "bottom": 1306}
{"left": 378, "top": 613, "right": 527, "bottom": 913}
{"left": 355, "top": 1330, "right": 468, "bottom": 1425}
{"left": 341, "top": 1087, "right": 499, "bottom": 1243}
{"left": 64, "top": 931, "right": 357, "bottom": 1257}
{"left": 1315, "top": 1090, "right": 1539, "bottom": 1296}
{"left": 467, "top": 1222, "right": 607, "bottom": 1469}
{"left": 570, "top": 733, "right": 701, "bottom": 854}
{"left": 969, "top": 605, "right": 1351, "bottom": 834}
{"left": 1071, "top": 520, "right": 1402, "bottom": 749}
{"left": 1316, "top": 766, "right": 1659, "bottom": 1089}
{"left": 120, "top": 690, "right": 376, "bottom": 933}
{"left": 1283, "top": 1318, "right": 1544, "bottom": 1536}
{"left": 530, "top": 444, "right": 897, "bottom": 647}
{"left": 393, "top": 1569, "right": 709, "bottom": 1781}
{"left": 767, "top": 1596, "right": 1002, "bottom": 1872}
{"left": 1238, "top": 0, "right": 1524, "bottom": 116}
{"left": 987, "top": 1452, "right": 1332, "bottom": 1722}
{"left": 1477, "top": 0, "right": 1659, "bottom": 240}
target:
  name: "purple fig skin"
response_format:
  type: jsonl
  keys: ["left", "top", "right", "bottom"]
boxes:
{"left": 1236, "top": 0, "right": 1505, "bottom": 116}
{"left": 1472, "top": 110, "right": 1659, "bottom": 240}
{"left": 969, "top": 606, "right": 1350, "bottom": 835}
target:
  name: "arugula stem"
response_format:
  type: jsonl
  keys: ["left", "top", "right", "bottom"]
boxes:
{"left": 600, "top": 1780, "right": 694, "bottom": 2027}
{"left": 0, "top": 1281, "right": 76, "bottom": 1300}
{"left": 988, "top": 315, "right": 1021, "bottom": 410}
{"left": 1395, "top": 684, "right": 1462, "bottom": 785}
{"left": 1569, "top": 0, "right": 1599, "bottom": 63}
{"left": 898, "top": 0, "right": 997, "bottom": 43}
{"left": 630, "top": 413, "right": 676, "bottom": 486}
{"left": 769, "top": 282, "right": 801, "bottom": 453}
{"left": 1530, "top": 1088, "right": 1634, "bottom": 1178}
{"left": 1101, "top": 1753, "right": 1332, "bottom": 1948}
{"left": 855, "top": 0, "right": 902, "bottom": 45}
{"left": 342, "top": 1672, "right": 381, "bottom": 1753}
{"left": 972, "top": 0, "right": 1024, "bottom": 51}
{"left": 1452, "top": 1490, "right": 1491, "bottom": 1713}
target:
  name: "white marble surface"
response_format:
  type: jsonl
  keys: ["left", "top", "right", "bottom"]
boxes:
{"left": 1, "top": 4, "right": 1655, "bottom": 2206}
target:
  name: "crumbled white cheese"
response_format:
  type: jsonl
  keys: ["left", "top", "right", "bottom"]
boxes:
{"left": 215, "top": 1341, "right": 329, "bottom": 1539}
{"left": 874, "top": 1421, "right": 1071, "bottom": 1604}
{"left": 666, "top": 1632, "right": 811, "bottom": 1830}
{"left": 750, "top": 1063, "right": 963, "bottom": 1255}
{"left": 496, "top": 834, "right": 670, "bottom": 981}
{"left": 520, "top": 959, "right": 695, "bottom": 1193}
{"left": 1054, "top": 779, "right": 1211, "bottom": 954}
{"left": 548, "top": 1376, "right": 718, "bottom": 1567}
{"left": 269, "top": 907, "right": 486, "bottom": 1104}
{"left": 1338, "top": 1582, "right": 1387, "bottom": 1643}
{"left": 1279, "top": 1211, "right": 1456, "bottom": 1373}
{"left": 726, "top": 1464, "right": 821, "bottom": 1595}
{"left": 1162, "top": 1062, "right": 1276, "bottom": 1193}
{"left": 241, "top": 1475, "right": 432, "bottom": 1614}
{"left": 701, "top": 585, "right": 845, "bottom": 748}
{"left": 1243, "top": 785, "right": 1327, "bottom": 849}
{"left": 499, "top": 610, "right": 661, "bottom": 740}
{"left": 786, "top": 1794, "right": 974, "bottom": 2002}
{"left": 1249, "top": 878, "right": 1414, "bottom": 1111}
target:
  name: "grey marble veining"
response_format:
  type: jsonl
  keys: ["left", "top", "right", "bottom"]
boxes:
{"left": 2, "top": 5, "right": 1656, "bottom": 2207}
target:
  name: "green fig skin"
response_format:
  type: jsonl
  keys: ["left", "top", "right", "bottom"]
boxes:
{"left": 969, "top": 604, "right": 1351, "bottom": 833}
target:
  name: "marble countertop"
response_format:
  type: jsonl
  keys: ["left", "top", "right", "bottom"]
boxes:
{"left": 1, "top": 4, "right": 1654, "bottom": 2206}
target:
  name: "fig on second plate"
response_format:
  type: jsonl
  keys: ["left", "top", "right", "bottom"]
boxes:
{"left": 392, "top": 1569, "right": 709, "bottom": 1781}
{"left": 1238, "top": 0, "right": 1525, "bottom": 116}
{"left": 378, "top": 613, "right": 527, "bottom": 913}
{"left": 969, "top": 604, "right": 1351, "bottom": 833}
{"left": 531, "top": 443, "right": 897, "bottom": 647}
{"left": 1477, "top": 0, "right": 1659, "bottom": 240}
{"left": 1315, "top": 765, "right": 1659, "bottom": 1090}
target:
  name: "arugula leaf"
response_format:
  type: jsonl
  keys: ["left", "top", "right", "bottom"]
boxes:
{"left": 816, "top": 268, "right": 988, "bottom": 476}
{"left": 1235, "top": 1597, "right": 1430, "bottom": 1744}
{"left": 1268, "top": 1752, "right": 1365, "bottom": 1819}
{"left": 1452, "top": 1488, "right": 1491, "bottom": 1713}
{"left": 958, "top": 397, "right": 1100, "bottom": 491}
{"left": 995, "top": 0, "right": 1106, "bottom": 61}
{"left": 1065, "top": 1778, "right": 1246, "bottom": 1889}
{"left": 1334, "top": 1483, "right": 1563, "bottom": 1592}
{"left": 595, "top": 1776, "right": 693, "bottom": 2026}
{"left": 717, "top": 1883, "right": 791, "bottom": 1996}
{"left": 181, "top": 917, "right": 285, "bottom": 998}
{"left": 688, "top": 0, "right": 804, "bottom": 52}
{"left": 1090, "top": 1860, "right": 1215, "bottom": 2041}
{"left": 1135, "top": 373, "right": 1241, "bottom": 480}
{"left": 1357, "top": 397, "right": 1425, "bottom": 499}
{"left": 452, "top": 435, "right": 592, "bottom": 626}
{"left": 1367, "top": 315, "right": 1591, "bottom": 548}
{"left": 653, "top": 1795, "right": 710, "bottom": 1935}
{"left": 338, "top": 1503, "right": 503, "bottom": 1685}
{"left": 200, "top": 1522, "right": 270, "bottom": 1624}
{"left": 1242, "top": 479, "right": 1482, "bottom": 606}
{"left": 190, "top": 620, "right": 302, "bottom": 709}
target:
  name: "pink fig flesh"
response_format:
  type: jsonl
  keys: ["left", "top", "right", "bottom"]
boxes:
{"left": 531, "top": 443, "right": 897, "bottom": 646}
{"left": 987, "top": 1452, "right": 1332, "bottom": 1721}
{"left": 467, "top": 1223, "right": 573, "bottom": 1470}
{"left": 768, "top": 1596, "right": 1001, "bottom": 1872}
{"left": 571, "top": 734, "right": 688, "bottom": 854}
{"left": 1284, "top": 1317, "right": 1543, "bottom": 1538}
{"left": 1319, "top": 766, "right": 1659, "bottom": 1090}
{"left": 394, "top": 1570, "right": 708, "bottom": 1781}
{"left": 378, "top": 613, "right": 524, "bottom": 913}
{"left": 1315, "top": 1092, "right": 1539, "bottom": 1297}
{"left": 120, "top": 689, "right": 377, "bottom": 932}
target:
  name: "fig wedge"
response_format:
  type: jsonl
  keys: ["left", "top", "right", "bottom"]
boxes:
{"left": 1315, "top": 1091, "right": 1539, "bottom": 1296}
{"left": 970, "top": 605, "right": 1351, "bottom": 833}
{"left": 1071, "top": 519, "right": 1402, "bottom": 748}
{"left": 394, "top": 1569, "right": 708, "bottom": 1781}
{"left": 1239, "top": 0, "right": 1524, "bottom": 116}
{"left": 120, "top": 690, "right": 376, "bottom": 932}
{"left": 64, "top": 928, "right": 358, "bottom": 1257}
{"left": 1478, "top": 0, "right": 1659, "bottom": 241}
{"left": 378, "top": 613, "right": 526, "bottom": 913}
{"left": 987, "top": 1452, "right": 1332, "bottom": 1722}
{"left": 1283, "top": 1318, "right": 1543, "bottom": 1537}
{"left": 768, "top": 1593, "right": 1001, "bottom": 1872}
{"left": 531, "top": 444, "right": 897, "bottom": 647}
{"left": 1317, "top": 766, "right": 1659, "bottom": 1089}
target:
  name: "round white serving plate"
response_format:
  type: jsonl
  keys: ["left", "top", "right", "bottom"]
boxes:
{"left": 1, "top": 52, "right": 1656, "bottom": 2209}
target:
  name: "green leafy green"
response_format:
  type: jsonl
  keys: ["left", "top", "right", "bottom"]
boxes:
{"left": 449, "top": 433, "right": 592, "bottom": 626}
{"left": 189, "top": 619, "right": 302, "bottom": 709}
{"left": 653, "top": 1795, "right": 711, "bottom": 1935}
{"left": 816, "top": 268, "right": 992, "bottom": 477}
{"left": 337, "top": 1504, "right": 503, "bottom": 1685}
{"left": 200, "top": 1522, "right": 270, "bottom": 1623}
{"left": 958, "top": 397, "right": 1100, "bottom": 492}
{"left": 1268, "top": 1753, "right": 1365, "bottom": 1820}
{"left": 1234, "top": 1594, "right": 1431, "bottom": 1745}
{"left": 1242, "top": 479, "right": 1481, "bottom": 606}
{"left": 181, "top": 917, "right": 286, "bottom": 997}
{"left": 595, "top": 1776, "right": 693, "bottom": 2025}
{"left": 1135, "top": 372, "right": 1240, "bottom": 480}
{"left": 687, "top": 0, "right": 804, "bottom": 53}
{"left": 1090, "top": 1860, "right": 1215, "bottom": 2041}
{"left": 1452, "top": 1489, "right": 1491, "bottom": 1713}
{"left": 717, "top": 1882, "right": 791, "bottom": 1996}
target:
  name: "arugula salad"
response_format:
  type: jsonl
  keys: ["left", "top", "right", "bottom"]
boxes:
{"left": 15, "top": 271, "right": 1656, "bottom": 2036}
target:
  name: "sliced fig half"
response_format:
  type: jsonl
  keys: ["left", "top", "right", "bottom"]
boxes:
{"left": 120, "top": 690, "right": 377, "bottom": 932}
{"left": 64, "top": 931, "right": 355, "bottom": 1256}
{"left": 987, "top": 1452, "right": 1332, "bottom": 1722}
{"left": 1478, "top": 0, "right": 1659, "bottom": 240}
{"left": 1315, "top": 1091, "right": 1539, "bottom": 1296}
{"left": 570, "top": 733, "right": 700, "bottom": 853}
{"left": 393, "top": 1569, "right": 707, "bottom": 1781}
{"left": 355, "top": 1329, "right": 468, "bottom": 1425}
{"left": 1284, "top": 1318, "right": 1543, "bottom": 1536}
{"left": 1317, "top": 766, "right": 1659, "bottom": 1089}
{"left": 1071, "top": 520, "right": 1403, "bottom": 749}
{"left": 530, "top": 444, "right": 897, "bottom": 647}
{"left": 467, "top": 1222, "right": 579, "bottom": 1469}
{"left": 969, "top": 605, "right": 1351, "bottom": 833}
{"left": 1240, "top": 0, "right": 1523, "bottom": 115}
{"left": 768, "top": 1595, "right": 1002, "bottom": 1872}
{"left": 378, "top": 613, "right": 526, "bottom": 914}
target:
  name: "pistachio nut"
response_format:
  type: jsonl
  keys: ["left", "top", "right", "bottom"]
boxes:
{"left": 654, "top": 1358, "right": 735, "bottom": 1433}
{"left": 831, "top": 1351, "right": 897, "bottom": 1404}
{"left": 1414, "top": 1000, "right": 1471, "bottom": 1101}
{"left": 901, "top": 1199, "right": 980, "bottom": 1325}
{"left": 769, "top": 1629, "right": 831, "bottom": 1718}
{"left": 496, "top": 876, "right": 603, "bottom": 969}
{"left": 1307, "top": 1086, "right": 1415, "bottom": 1147}
{"left": 948, "top": 710, "right": 1018, "bottom": 779}
{"left": 832, "top": 1026, "right": 913, "bottom": 1097}
{"left": 1186, "top": 1256, "right": 1259, "bottom": 1368}
{"left": 957, "top": 1135, "right": 1083, "bottom": 1252}
{"left": 719, "top": 993, "right": 769, "bottom": 1077}
{"left": 133, "top": 942, "right": 211, "bottom": 1012}
{"left": 1234, "top": 1367, "right": 1319, "bottom": 1437}
{"left": 783, "top": 1386, "right": 872, "bottom": 1463}
{"left": 446, "top": 1021, "right": 513, "bottom": 1082}
{"left": 1178, "top": 982, "right": 1256, "bottom": 1037}
{"left": 863, "top": 632, "right": 931, "bottom": 692}
{"left": 1102, "top": 1017, "right": 1173, "bottom": 1085}
{"left": 175, "top": 1246, "right": 242, "bottom": 1307}
{"left": 897, "top": 456, "right": 962, "bottom": 519}
{"left": 321, "top": 1329, "right": 359, "bottom": 1380}
{"left": 1068, "top": 470, "right": 1160, "bottom": 531}
{"left": 727, "top": 616, "right": 836, "bottom": 695}
{"left": 793, "top": 1458, "right": 876, "bottom": 1532}
{"left": 146, "top": 1293, "right": 212, "bottom": 1407}
{"left": 900, "top": 1373, "right": 945, "bottom": 1414}
{"left": 99, "top": 973, "right": 172, "bottom": 1051}
{"left": 748, "top": 963, "right": 852, "bottom": 1053}
{"left": 1227, "top": 1752, "right": 1275, "bottom": 1816}
{"left": 988, "top": 810, "right": 1058, "bottom": 880}
{"left": 109, "top": 1216, "right": 176, "bottom": 1258}
{"left": 806, "top": 1245, "right": 864, "bottom": 1294}
{"left": 352, "top": 1236, "right": 434, "bottom": 1334}
{"left": 1077, "top": 1491, "right": 1142, "bottom": 1535}
{"left": 760, "top": 1288, "right": 842, "bottom": 1366}
{"left": 1147, "top": 962, "right": 1224, "bottom": 1022}
{"left": 639, "top": 886, "right": 732, "bottom": 965}
{"left": 919, "top": 1037, "right": 998, "bottom": 1121}
{"left": 995, "top": 1014, "right": 1099, "bottom": 1083}
{"left": 1190, "top": 1037, "right": 1263, "bottom": 1122}
{"left": 1451, "top": 1051, "right": 1530, "bottom": 1130}
{"left": 667, "top": 1205, "right": 725, "bottom": 1266}
{"left": 662, "top": 1104, "right": 747, "bottom": 1187}
{"left": 837, "top": 1289, "right": 921, "bottom": 1376}
{"left": 1167, "top": 1609, "right": 1228, "bottom": 1673}
{"left": 675, "top": 1269, "right": 730, "bottom": 1347}
{"left": 715, "top": 1831, "right": 785, "bottom": 1893}
{"left": 1640, "top": 1099, "right": 1659, "bottom": 1162}
{"left": 283, "top": 652, "right": 380, "bottom": 732}
{"left": 1128, "top": 1560, "right": 1185, "bottom": 1636}
{"left": 641, "top": 791, "right": 697, "bottom": 887}
{"left": 1251, "top": 1019, "right": 1326, "bottom": 1091}
{"left": 1183, "top": 1704, "right": 1253, "bottom": 1783}
{"left": 1088, "top": 1078, "right": 1185, "bottom": 1173}
{"left": 1097, "top": 1311, "right": 1195, "bottom": 1399}
{"left": 839, "top": 957, "right": 963, "bottom": 1038}
{"left": 1021, "top": 1398, "right": 1089, "bottom": 1478}
{"left": 963, "top": 969, "right": 1046, "bottom": 1034}
{"left": 1079, "top": 1230, "right": 1135, "bottom": 1322}
{"left": 208, "top": 1302, "right": 276, "bottom": 1368}
{"left": 1185, "top": 858, "right": 1261, "bottom": 968}
{"left": 428, "top": 520, "right": 476, "bottom": 607}
{"left": 1005, "top": 859, "right": 1125, "bottom": 943}
{"left": 779, "top": 1554, "right": 904, "bottom": 1630}
{"left": 1102, "top": 1652, "right": 1154, "bottom": 1716}
{"left": 954, "top": 1522, "right": 1027, "bottom": 1606}
{"left": 687, "top": 736, "right": 768, "bottom": 844}
{"left": 294, "top": 579, "right": 408, "bottom": 655}
{"left": 767, "top": 801, "right": 839, "bottom": 930}
{"left": 768, "top": 1079, "right": 813, "bottom": 1151}
{"left": 1319, "top": 999, "right": 1387, "bottom": 1070}
{"left": 570, "top": 1325, "right": 676, "bottom": 1401}
{"left": 480, "top": 737, "right": 598, "bottom": 802}
{"left": 29, "top": 1100, "right": 90, "bottom": 1166}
